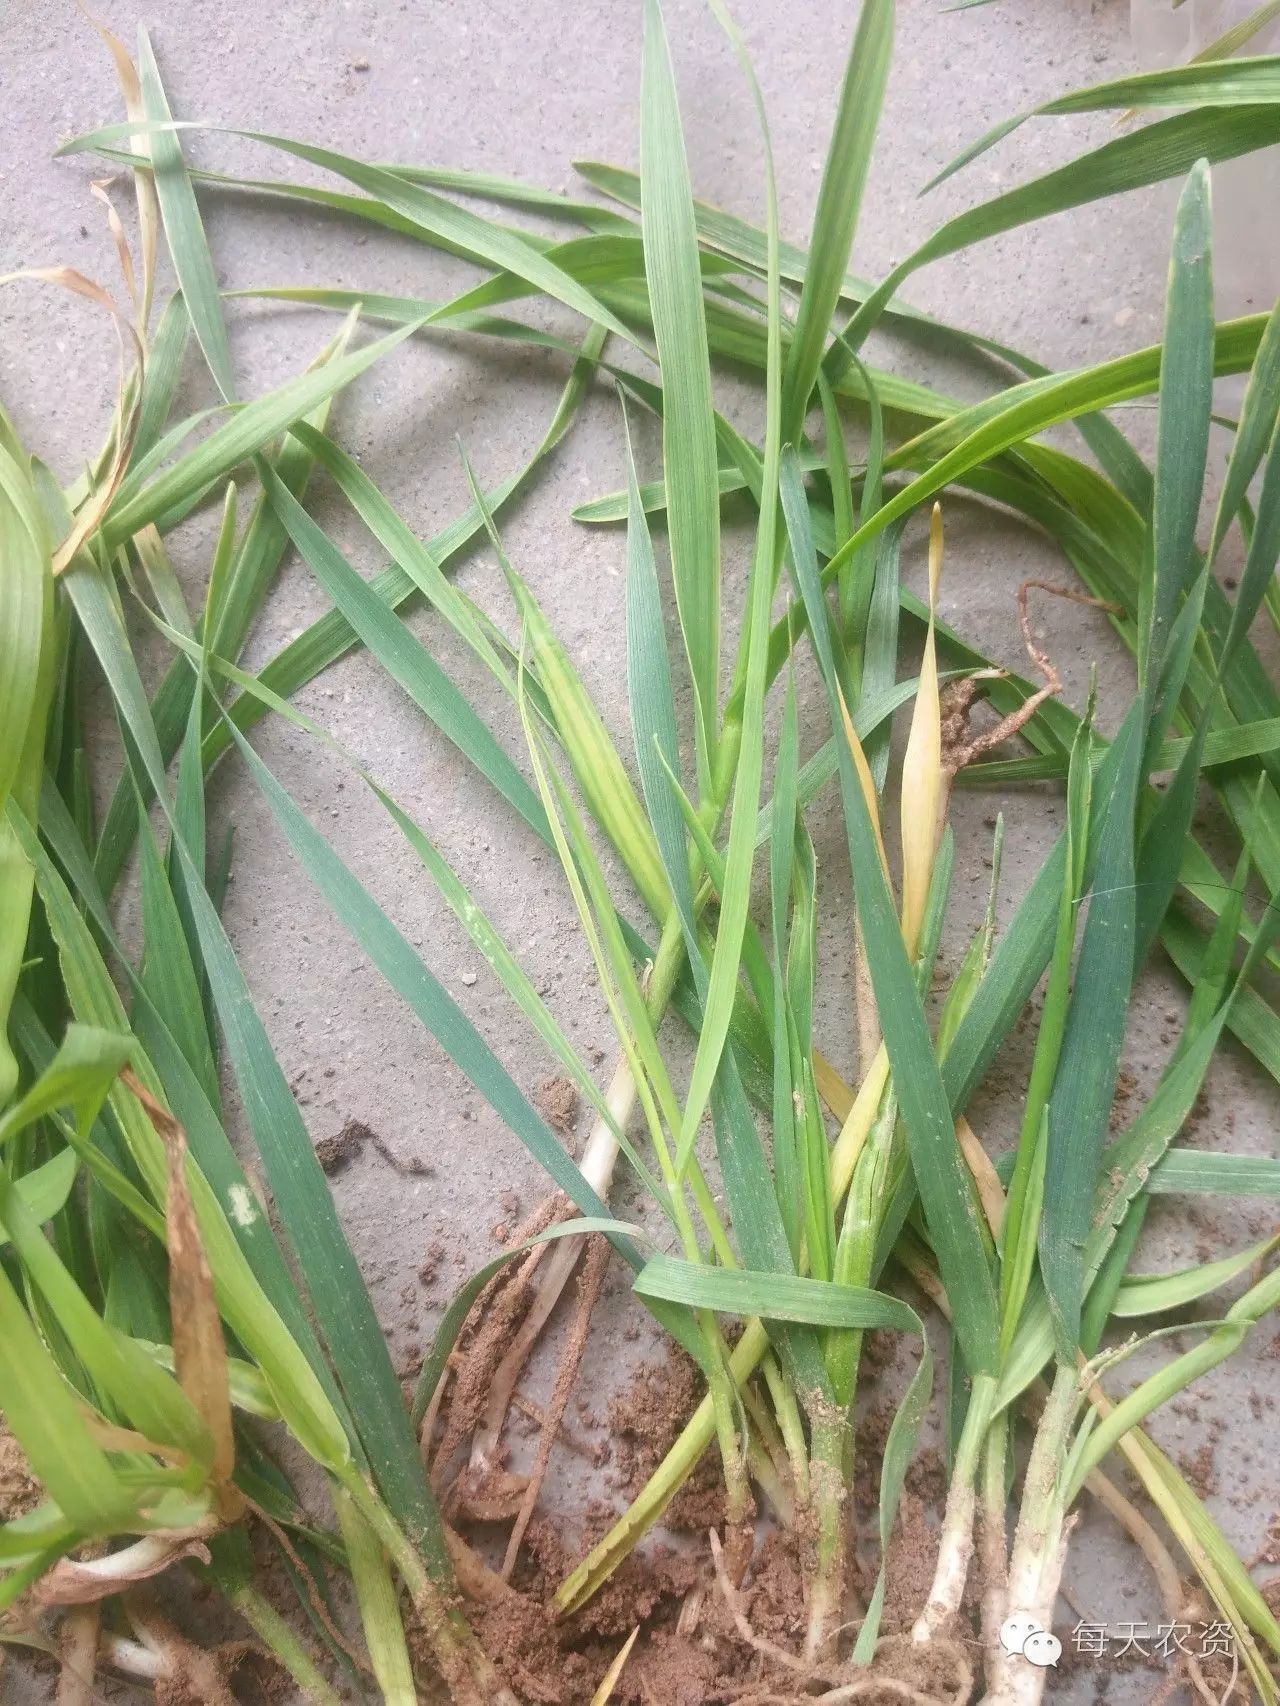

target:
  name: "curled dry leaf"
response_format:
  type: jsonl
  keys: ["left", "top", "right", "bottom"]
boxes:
{"left": 89, "top": 178, "right": 137, "bottom": 306}
{"left": 35, "top": 1530, "right": 216, "bottom": 1607}
{"left": 0, "top": 266, "right": 142, "bottom": 572}
{"left": 122, "top": 1071, "right": 240, "bottom": 1511}
{"left": 75, "top": 0, "right": 158, "bottom": 321}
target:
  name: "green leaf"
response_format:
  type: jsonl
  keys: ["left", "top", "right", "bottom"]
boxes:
{"left": 930, "top": 54, "right": 1280, "bottom": 193}
{"left": 96, "top": 319, "right": 356, "bottom": 896}
{"left": 999, "top": 687, "right": 1093, "bottom": 1357}
{"left": 260, "top": 466, "right": 547, "bottom": 837}
{"left": 370, "top": 783, "right": 667, "bottom": 1211}
{"left": 829, "top": 104, "right": 1280, "bottom": 368}
{"left": 769, "top": 669, "right": 802, "bottom": 1263}
{"left": 859, "top": 521, "right": 904, "bottom": 790}
{"left": 0, "top": 1150, "right": 78, "bottom": 1242}
{"left": 0, "top": 1260, "right": 134, "bottom": 1537}
{"left": 781, "top": 0, "right": 893, "bottom": 434}
{"left": 219, "top": 714, "right": 650, "bottom": 1270}
{"left": 12, "top": 809, "right": 353, "bottom": 1478}
{"left": 133, "top": 292, "right": 192, "bottom": 463}
{"left": 1069, "top": 1265, "right": 1280, "bottom": 1494}
{"left": 0, "top": 1172, "right": 214, "bottom": 1473}
{"left": 672, "top": 0, "right": 789, "bottom": 1178}
{"left": 812, "top": 318, "right": 1263, "bottom": 619}
{"left": 197, "top": 325, "right": 600, "bottom": 785}
{"left": 162, "top": 792, "right": 448, "bottom": 1569}
{"left": 135, "top": 798, "right": 220, "bottom": 1109}
{"left": 640, "top": 0, "right": 722, "bottom": 779}
{"left": 633, "top": 1253, "right": 922, "bottom": 1332}
{"left": 502, "top": 554, "right": 670, "bottom": 922}
{"left": 1146, "top": 1149, "right": 1280, "bottom": 1196}
{"left": 0, "top": 434, "right": 53, "bottom": 1106}
{"left": 1112, "top": 1234, "right": 1279, "bottom": 1318}
{"left": 1042, "top": 166, "right": 1214, "bottom": 1352}
{"left": 287, "top": 423, "right": 514, "bottom": 690}
{"left": 1142, "top": 161, "right": 1215, "bottom": 702}
{"left": 137, "top": 29, "right": 236, "bottom": 401}
{"left": 59, "top": 560, "right": 430, "bottom": 1540}
{"left": 0, "top": 1023, "right": 131, "bottom": 1151}
{"left": 623, "top": 405, "right": 695, "bottom": 943}
{"left": 65, "top": 120, "right": 636, "bottom": 344}
{"left": 780, "top": 449, "right": 999, "bottom": 1374}
{"left": 102, "top": 317, "right": 423, "bottom": 548}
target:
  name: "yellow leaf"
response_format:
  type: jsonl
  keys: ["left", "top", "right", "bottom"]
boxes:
{"left": 830, "top": 1041, "right": 891, "bottom": 1201}
{"left": 590, "top": 1627, "right": 640, "bottom": 1705}
{"left": 813, "top": 1048, "right": 854, "bottom": 1122}
{"left": 899, "top": 503, "right": 944, "bottom": 957}
{"left": 837, "top": 684, "right": 890, "bottom": 886}
{"left": 955, "top": 1115, "right": 1005, "bottom": 1235}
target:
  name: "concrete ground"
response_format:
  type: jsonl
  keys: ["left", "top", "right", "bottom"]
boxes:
{"left": 3, "top": 0, "right": 1279, "bottom": 1700}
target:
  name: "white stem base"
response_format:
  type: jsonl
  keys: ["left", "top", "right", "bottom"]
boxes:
{"left": 912, "top": 1481, "right": 976, "bottom": 1642}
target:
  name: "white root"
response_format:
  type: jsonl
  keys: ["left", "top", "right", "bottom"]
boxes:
{"left": 98, "top": 1634, "right": 165, "bottom": 1681}
{"left": 36, "top": 1525, "right": 216, "bottom": 1606}
{"left": 114, "top": 1598, "right": 240, "bottom": 1706}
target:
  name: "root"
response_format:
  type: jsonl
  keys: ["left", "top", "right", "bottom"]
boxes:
{"left": 501, "top": 1232, "right": 609, "bottom": 1578}
{"left": 445, "top": 1527, "right": 522, "bottom": 1604}
{"left": 712, "top": 1534, "right": 972, "bottom": 1706}
{"left": 1083, "top": 1466, "right": 1222, "bottom": 1706}
{"left": 940, "top": 578, "right": 1121, "bottom": 786}
{"left": 55, "top": 1604, "right": 100, "bottom": 1706}
{"left": 471, "top": 1243, "right": 577, "bottom": 1461}
{"left": 116, "top": 1597, "right": 240, "bottom": 1706}
{"left": 428, "top": 1194, "right": 571, "bottom": 1487}
{"left": 247, "top": 1499, "right": 369, "bottom": 1674}
{"left": 35, "top": 1528, "right": 216, "bottom": 1605}
{"left": 734, "top": 1632, "right": 971, "bottom": 1705}
{"left": 471, "top": 1050, "right": 639, "bottom": 1473}
{"left": 711, "top": 1527, "right": 811, "bottom": 1676}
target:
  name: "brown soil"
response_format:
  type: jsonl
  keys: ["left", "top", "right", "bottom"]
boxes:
{"left": 460, "top": 1516, "right": 891, "bottom": 1706}
{"left": 535, "top": 1076, "right": 582, "bottom": 1141}
{"left": 314, "top": 1121, "right": 364, "bottom": 1173}
{"left": 608, "top": 1350, "right": 727, "bottom": 1535}
{"left": 0, "top": 1427, "right": 41, "bottom": 1521}
{"left": 425, "top": 1344, "right": 968, "bottom": 1705}
{"left": 880, "top": 1488, "right": 942, "bottom": 1636}
{"left": 315, "top": 1116, "right": 435, "bottom": 1176}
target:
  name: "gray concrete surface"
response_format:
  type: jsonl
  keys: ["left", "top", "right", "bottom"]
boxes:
{"left": 2, "top": 1, "right": 1278, "bottom": 1701}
